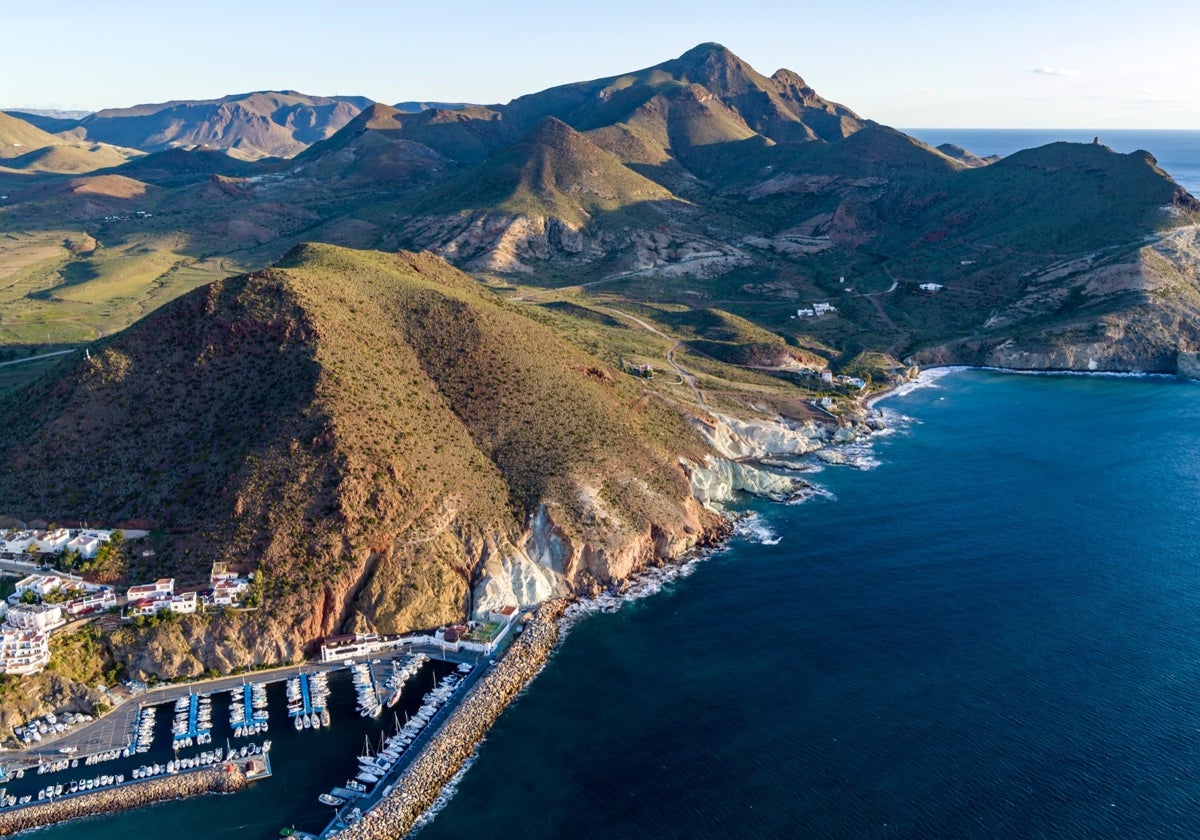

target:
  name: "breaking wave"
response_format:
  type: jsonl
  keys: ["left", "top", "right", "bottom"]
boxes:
{"left": 734, "top": 512, "right": 781, "bottom": 545}
{"left": 558, "top": 545, "right": 728, "bottom": 635}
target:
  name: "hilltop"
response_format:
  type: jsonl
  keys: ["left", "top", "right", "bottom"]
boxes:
{"left": 0, "top": 244, "right": 724, "bottom": 674}
{"left": 34, "top": 91, "right": 374, "bottom": 160}
{"left": 2, "top": 43, "right": 1200, "bottom": 380}
{"left": 0, "top": 111, "right": 141, "bottom": 174}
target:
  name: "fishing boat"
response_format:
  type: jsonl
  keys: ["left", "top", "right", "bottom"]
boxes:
{"left": 318, "top": 792, "right": 346, "bottom": 807}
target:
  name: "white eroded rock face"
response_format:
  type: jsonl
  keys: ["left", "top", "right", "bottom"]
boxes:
{"left": 472, "top": 505, "right": 571, "bottom": 618}
{"left": 698, "top": 412, "right": 824, "bottom": 459}
{"left": 686, "top": 456, "right": 805, "bottom": 508}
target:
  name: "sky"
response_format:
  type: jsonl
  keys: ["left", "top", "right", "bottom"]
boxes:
{"left": 3, "top": 0, "right": 1199, "bottom": 128}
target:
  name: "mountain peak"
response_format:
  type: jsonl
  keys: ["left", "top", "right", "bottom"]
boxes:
{"left": 678, "top": 42, "right": 737, "bottom": 61}
{"left": 355, "top": 102, "right": 404, "bottom": 130}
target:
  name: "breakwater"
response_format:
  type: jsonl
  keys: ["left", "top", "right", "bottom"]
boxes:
{"left": 0, "top": 765, "right": 247, "bottom": 836}
{"left": 333, "top": 601, "right": 566, "bottom": 839}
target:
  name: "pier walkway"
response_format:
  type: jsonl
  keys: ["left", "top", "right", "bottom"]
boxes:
{"left": 317, "top": 643, "right": 502, "bottom": 837}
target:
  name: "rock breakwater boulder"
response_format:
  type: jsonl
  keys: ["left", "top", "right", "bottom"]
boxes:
{"left": 0, "top": 765, "right": 247, "bottom": 835}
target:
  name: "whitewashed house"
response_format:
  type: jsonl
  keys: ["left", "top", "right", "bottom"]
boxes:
{"left": 15, "top": 574, "right": 65, "bottom": 599}
{"left": 167, "top": 591, "right": 197, "bottom": 615}
{"left": 65, "top": 589, "right": 117, "bottom": 616}
{"left": 126, "top": 578, "right": 174, "bottom": 601}
{"left": 33, "top": 528, "right": 71, "bottom": 554}
{"left": 5, "top": 603, "right": 66, "bottom": 633}
{"left": 0, "top": 531, "right": 36, "bottom": 554}
{"left": 0, "top": 629, "right": 51, "bottom": 675}
{"left": 65, "top": 531, "right": 111, "bottom": 559}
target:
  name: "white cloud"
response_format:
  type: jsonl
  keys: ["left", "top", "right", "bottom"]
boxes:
{"left": 1032, "top": 66, "right": 1080, "bottom": 77}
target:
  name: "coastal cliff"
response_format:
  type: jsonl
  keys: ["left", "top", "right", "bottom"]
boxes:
{"left": 0, "top": 244, "right": 727, "bottom": 680}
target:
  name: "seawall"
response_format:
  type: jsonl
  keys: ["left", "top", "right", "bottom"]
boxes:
{"left": 0, "top": 765, "right": 247, "bottom": 836}
{"left": 334, "top": 600, "right": 566, "bottom": 840}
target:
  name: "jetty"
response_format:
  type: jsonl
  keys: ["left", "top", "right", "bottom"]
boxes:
{"left": 321, "top": 601, "right": 564, "bottom": 839}
{"left": 171, "top": 693, "right": 212, "bottom": 746}
{"left": 0, "top": 760, "right": 250, "bottom": 835}
{"left": 287, "top": 671, "right": 331, "bottom": 731}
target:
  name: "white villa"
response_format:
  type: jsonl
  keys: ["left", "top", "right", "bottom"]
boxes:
{"left": 64, "top": 589, "right": 117, "bottom": 616}
{"left": 0, "top": 531, "right": 36, "bottom": 554}
{"left": 33, "top": 528, "right": 71, "bottom": 554}
{"left": 5, "top": 603, "right": 66, "bottom": 633}
{"left": 126, "top": 578, "right": 174, "bottom": 601}
{"left": 65, "top": 530, "right": 112, "bottom": 559}
{"left": 15, "top": 574, "right": 65, "bottom": 600}
{"left": 168, "top": 591, "right": 197, "bottom": 614}
{"left": 0, "top": 629, "right": 50, "bottom": 675}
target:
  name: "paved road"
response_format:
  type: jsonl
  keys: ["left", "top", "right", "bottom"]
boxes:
{"left": 0, "top": 350, "right": 75, "bottom": 369}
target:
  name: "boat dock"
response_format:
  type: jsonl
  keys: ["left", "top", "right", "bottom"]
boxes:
{"left": 172, "top": 693, "right": 212, "bottom": 745}
{"left": 287, "top": 671, "right": 331, "bottom": 731}
{"left": 229, "top": 682, "right": 270, "bottom": 737}
{"left": 351, "top": 662, "right": 383, "bottom": 718}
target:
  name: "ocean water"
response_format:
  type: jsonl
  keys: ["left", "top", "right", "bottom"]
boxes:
{"left": 905, "top": 128, "right": 1200, "bottom": 196}
{"left": 411, "top": 370, "right": 1200, "bottom": 839}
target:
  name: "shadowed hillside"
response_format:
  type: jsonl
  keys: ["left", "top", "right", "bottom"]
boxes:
{"left": 0, "top": 244, "right": 720, "bottom": 675}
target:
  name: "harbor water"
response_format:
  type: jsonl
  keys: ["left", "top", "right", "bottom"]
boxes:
{"left": 8, "top": 660, "right": 455, "bottom": 838}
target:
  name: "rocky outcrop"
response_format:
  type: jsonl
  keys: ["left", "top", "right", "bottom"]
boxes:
{"left": 406, "top": 213, "right": 613, "bottom": 274}
{"left": 471, "top": 491, "right": 722, "bottom": 618}
{"left": 697, "top": 412, "right": 825, "bottom": 460}
{"left": 686, "top": 455, "right": 810, "bottom": 507}
{"left": 910, "top": 225, "right": 1200, "bottom": 375}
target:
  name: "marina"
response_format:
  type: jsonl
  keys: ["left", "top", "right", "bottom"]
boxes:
{"left": 0, "top": 641, "right": 495, "bottom": 837}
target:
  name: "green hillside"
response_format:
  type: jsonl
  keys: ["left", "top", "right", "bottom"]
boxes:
{"left": 411, "top": 117, "right": 681, "bottom": 226}
{"left": 0, "top": 244, "right": 714, "bottom": 662}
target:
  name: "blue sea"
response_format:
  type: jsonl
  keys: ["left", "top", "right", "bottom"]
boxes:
{"left": 412, "top": 369, "right": 1200, "bottom": 839}
{"left": 905, "top": 128, "right": 1200, "bottom": 196}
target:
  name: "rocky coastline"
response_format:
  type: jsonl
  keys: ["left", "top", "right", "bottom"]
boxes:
{"left": 0, "top": 765, "right": 247, "bottom": 836}
{"left": 333, "top": 600, "right": 566, "bottom": 840}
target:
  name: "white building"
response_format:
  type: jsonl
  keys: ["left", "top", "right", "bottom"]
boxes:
{"left": 0, "top": 629, "right": 51, "bottom": 675}
{"left": 319, "top": 633, "right": 382, "bottom": 663}
{"left": 796, "top": 308, "right": 815, "bottom": 318}
{"left": 65, "top": 531, "right": 111, "bottom": 559}
{"left": 210, "top": 562, "right": 239, "bottom": 586}
{"left": 489, "top": 605, "right": 519, "bottom": 626}
{"left": 167, "top": 591, "right": 197, "bottom": 615}
{"left": 813, "top": 302, "right": 837, "bottom": 315}
{"left": 33, "top": 528, "right": 71, "bottom": 554}
{"left": 0, "top": 531, "right": 36, "bottom": 554}
{"left": 212, "top": 579, "right": 249, "bottom": 607}
{"left": 919, "top": 283, "right": 944, "bottom": 293}
{"left": 5, "top": 603, "right": 65, "bottom": 633}
{"left": 126, "top": 579, "right": 174, "bottom": 601}
{"left": 15, "top": 574, "right": 64, "bottom": 599}
{"left": 65, "top": 589, "right": 117, "bottom": 616}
